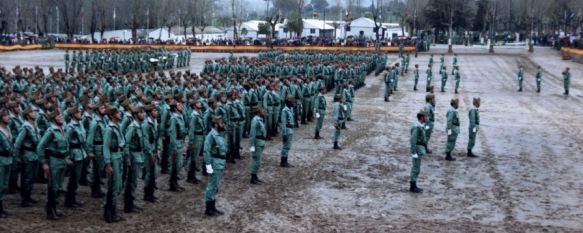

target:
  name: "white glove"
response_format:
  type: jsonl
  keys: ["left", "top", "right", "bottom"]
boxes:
{"left": 205, "top": 164, "right": 214, "bottom": 174}
{"left": 315, "top": 112, "right": 320, "bottom": 119}
{"left": 425, "top": 125, "right": 430, "bottom": 130}
{"left": 343, "top": 105, "right": 348, "bottom": 111}
{"left": 428, "top": 78, "right": 431, "bottom": 81}
{"left": 447, "top": 129, "right": 452, "bottom": 136}
{"left": 472, "top": 127, "right": 477, "bottom": 133}
{"left": 412, "top": 154, "right": 418, "bottom": 159}
{"left": 250, "top": 146, "right": 255, "bottom": 153}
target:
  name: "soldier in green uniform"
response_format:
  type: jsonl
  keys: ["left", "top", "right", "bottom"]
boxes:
{"left": 87, "top": 102, "right": 107, "bottom": 198}
{"left": 467, "top": 98, "right": 480, "bottom": 158}
{"left": 124, "top": 106, "right": 145, "bottom": 213}
{"left": 384, "top": 67, "right": 393, "bottom": 102}
{"left": 426, "top": 64, "right": 433, "bottom": 92}
{"left": 313, "top": 87, "right": 327, "bottom": 139}
{"left": 142, "top": 104, "right": 160, "bottom": 203}
{"left": 102, "top": 107, "right": 126, "bottom": 223}
{"left": 332, "top": 94, "right": 345, "bottom": 150}
{"left": 517, "top": 65, "right": 524, "bottom": 92}
{"left": 452, "top": 54, "right": 458, "bottom": 75}
{"left": 14, "top": 108, "right": 40, "bottom": 207}
{"left": 454, "top": 66, "right": 461, "bottom": 94}
{"left": 535, "top": 66, "right": 542, "bottom": 93}
{"left": 37, "top": 110, "right": 70, "bottom": 220}
{"left": 204, "top": 116, "right": 228, "bottom": 217}
{"left": 409, "top": 110, "right": 427, "bottom": 193}
{"left": 342, "top": 83, "right": 353, "bottom": 123}
{"left": 280, "top": 96, "right": 295, "bottom": 168}
{"left": 248, "top": 106, "right": 267, "bottom": 185}
{"left": 440, "top": 65, "right": 448, "bottom": 92}
{"left": 413, "top": 64, "right": 420, "bottom": 91}
{"left": 187, "top": 100, "right": 205, "bottom": 184}
{"left": 64, "top": 107, "right": 86, "bottom": 208}
{"left": 64, "top": 50, "right": 70, "bottom": 73}
{"left": 262, "top": 83, "right": 280, "bottom": 139}
{"left": 423, "top": 94, "right": 435, "bottom": 154}
{"left": 0, "top": 111, "right": 14, "bottom": 218}
{"left": 168, "top": 100, "right": 186, "bottom": 191}
{"left": 562, "top": 67, "right": 571, "bottom": 95}
{"left": 445, "top": 98, "right": 460, "bottom": 161}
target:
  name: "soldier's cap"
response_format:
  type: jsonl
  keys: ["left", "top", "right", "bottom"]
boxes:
{"left": 121, "top": 98, "right": 133, "bottom": 108}
{"left": 106, "top": 106, "right": 120, "bottom": 116}
{"left": 285, "top": 95, "right": 295, "bottom": 102}
{"left": 451, "top": 97, "right": 459, "bottom": 104}
{"left": 67, "top": 107, "right": 81, "bottom": 116}
{"left": 130, "top": 106, "right": 144, "bottom": 114}
{"left": 48, "top": 110, "right": 61, "bottom": 121}
{"left": 425, "top": 94, "right": 434, "bottom": 101}
{"left": 252, "top": 106, "right": 262, "bottom": 114}
{"left": 0, "top": 110, "right": 9, "bottom": 119}
{"left": 22, "top": 107, "right": 34, "bottom": 116}
{"left": 144, "top": 104, "right": 157, "bottom": 113}
{"left": 212, "top": 116, "right": 224, "bottom": 125}
{"left": 6, "top": 101, "right": 19, "bottom": 109}
{"left": 473, "top": 97, "right": 481, "bottom": 102}
{"left": 417, "top": 109, "right": 428, "bottom": 117}
{"left": 333, "top": 94, "right": 342, "bottom": 102}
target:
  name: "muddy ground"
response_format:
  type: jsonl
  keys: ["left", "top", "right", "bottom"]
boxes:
{"left": 0, "top": 47, "right": 582, "bottom": 232}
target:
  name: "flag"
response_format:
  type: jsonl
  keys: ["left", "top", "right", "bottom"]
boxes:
{"left": 113, "top": 8, "right": 116, "bottom": 20}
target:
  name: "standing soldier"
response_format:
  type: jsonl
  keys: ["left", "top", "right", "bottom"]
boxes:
{"left": 332, "top": 94, "right": 345, "bottom": 150}
{"left": 562, "top": 67, "right": 571, "bottom": 95}
{"left": 64, "top": 107, "right": 86, "bottom": 208}
{"left": 37, "top": 110, "right": 70, "bottom": 220}
{"left": 383, "top": 67, "right": 392, "bottom": 102}
{"left": 445, "top": 98, "right": 460, "bottom": 161}
{"left": 313, "top": 87, "right": 327, "bottom": 139}
{"left": 0, "top": 111, "right": 14, "bottom": 218}
{"left": 280, "top": 96, "right": 295, "bottom": 168}
{"left": 168, "top": 100, "right": 186, "bottom": 192}
{"left": 87, "top": 102, "right": 107, "bottom": 198}
{"left": 248, "top": 106, "right": 267, "bottom": 185}
{"left": 517, "top": 65, "right": 524, "bottom": 92}
{"left": 187, "top": 100, "right": 205, "bottom": 184}
{"left": 452, "top": 54, "right": 458, "bottom": 74}
{"left": 102, "top": 107, "right": 126, "bottom": 223}
{"left": 413, "top": 64, "right": 420, "bottom": 91}
{"left": 64, "top": 50, "right": 70, "bottom": 73}
{"left": 440, "top": 65, "right": 448, "bottom": 92}
{"left": 262, "top": 83, "right": 280, "bottom": 139}
{"left": 142, "top": 104, "right": 160, "bottom": 203}
{"left": 454, "top": 66, "right": 461, "bottom": 94}
{"left": 342, "top": 83, "right": 353, "bottom": 123}
{"left": 14, "top": 108, "right": 40, "bottom": 207}
{"left": 426, "top": 64, "right": 433, "bottom": 92}
{"left": 409, "top": 110, "right": 427, "bottom": 193}
{"left": 204, "top": 116, "right": 228, "bottom": 217}
{"left": 535, "top": 66, "right": 542, "bottom": 93}
{"left": 423, "top": 94, "right": 435, "bottom": 154}
{"left": 124, "top": 107, "right": 145, "bottom": 213}
{"left": 467, "top": 98, "right": 480, "bottom": 158}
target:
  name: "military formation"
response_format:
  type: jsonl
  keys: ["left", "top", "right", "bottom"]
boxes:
{"left": 64, "top": 48, "right": 191, "bottom": 74}
{"left": 0, "top": 50, "right": 384, "bottom": 221}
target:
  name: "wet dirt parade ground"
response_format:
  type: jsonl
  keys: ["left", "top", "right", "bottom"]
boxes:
{"left": 1, "top": 47, "right": 582, "bottom": 232}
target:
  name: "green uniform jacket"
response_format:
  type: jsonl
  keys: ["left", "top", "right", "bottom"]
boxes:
{"left": 468, "top": 106, "right": 480, "bottom": 132}
{"left": 125, "top": 120, "right": 145, "bottom": 163}
{"left": 446, "top": 106, "right": 460, "bottom": 135}
{"left": 37, "top": 124, "right": 69, "bottom": 164}
{"left": 314, "top": 93, "right": 327, "bottom": 116}
{"left": 410, "top": 121, "right": 427, "bottom": 155}
{"left": 249, "top": 116, "right": 267, "bottom": 148}
{"left": 280, "top": 107, "right": 294, "bottom": 135}
{"left": 103, "top": 122, "right": 127, "bottom": 165}
{"left": 142, "top": 117, "right": 160, "bottom": 156}
{"left": 14, "top": 121, "right": 40, "bottom": 162}
{"left": 0, "top": 127, "right": 14, "bottom": 166}
{"left": 65, "top": 120, "right": 87, "bottom": 161}
{"left": 203, "top": 129, "right": 228, "bottom": 169}
{"left": 168, "top": 112, "right": 187, "bottom": 150}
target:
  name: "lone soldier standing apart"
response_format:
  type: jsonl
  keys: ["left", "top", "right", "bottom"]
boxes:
{"left": 440, "top": 65, "right": 448, "bottom": 92}
{"left": 426, "top": 64, "right": 433, "bottom": 92}
{"left": 314, "top": 87, "right": 327, "bottom": 139}
{"left": 248, "top": 106, "right": 267, "bottom": 185}
{"left": 535, "top": 66, "right": 542, "bottom": 93}
{"left": 445, "top": 98, "right": 460, "bottom": 161}
{"left": 280, "top": 96, "right": 295, "bottom": 168}
{"left": 204, "top": 116, "right": 228, "bottom": 217}
{"left": 332, "top": 94, "right": 345, "bottom": 150}
{"left": 410, "top": 110, "right": 427, "bottom": 193}
{"left": 517, "top": 65, "right": 524, "bottom": 92}
{"left": 454, "top": 66, "right": 461, "bottom": 94}
{"left": 423, "top": 94, "right": 435, "bottom": 154}
{"left": 562, "top": 67, "right": 571, "bottom": 95}
{"left": 413, "top": 64, "right": 420, "bottom": 91}
{"left": 467, "top": 98, "right": 481, "bottom": 158}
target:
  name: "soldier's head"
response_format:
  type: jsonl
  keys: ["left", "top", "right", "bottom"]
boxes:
{"left": 131, "top": 106, "right": 145, "bottom": 121}
{"left": 212, "top": 116, "right": 225, "bottom": 131}
{"left": 473, "top": 97, "right": 481, "bottom": 108}
{"left": 333, "top": 94, "right": 342, "bottom": 103}
{"left": 417, "top": 110, "right": 427, "bottom": 124}
{"left": 107, "top": 107, "right": 122, "bottom": 122}
{"left": 67, "top": 107, "right": 82, "bottom": 121}
{"left": 425, "top": 94, "right": 435, "bottom": 105}
{"left": 252, "top": 106, "right": 266, "bottom": 117}
{"left": 0, "top": 110, "right": 9, "bottom": 125}
{"left": 537, "top": 65, "right": 541, "bottom": 69}
{"left": 48, "top": 110, "right": 64, "bottom": 126}
{"left": 566, "top": 67, "right": 570, "bottom": 71}
{"left": 415, "top": 64, "right": 419, "bottom": 68}
{"left": 23, "top": 107, "right": 36, "bottom": 121}
{"left": 319, "top": 86, "right": 326, "bottom": 94}
{"left": 96, "top": 102, "right": 107, "bottom": 116}
{"left": 450, "top": 98, "right": 459, "bottom": 109}
{"left": 285, "top": 96, "right": 295, "bottom": 108}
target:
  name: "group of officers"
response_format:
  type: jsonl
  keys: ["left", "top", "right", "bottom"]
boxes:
{"left": 0, "top": 50, "right": 384, "bottom": 221}
{"left": 64, "top": 48, "right": 192, "bottom": 74}
{"left": 516, "top": 65, "right": 572, "bottom": 94}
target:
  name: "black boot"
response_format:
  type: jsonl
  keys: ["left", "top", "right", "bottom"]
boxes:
{"left": 65, "top": 192, "right": 76, "bottom": 208}
{"left": 409, "top": 181, "right": 423, "bottom": 193}
{"left": 314, "top": 131, "right": 322, "bottom": 140}
{"left": 212, "top": 201, "right": 224, "bottom": 215}
{"left": 205, "top": 201, "right": 216, "bottom": 216}
{"left": 467, "top": 149, "right": 478, "bottom": 158}
{"left": 91, "top": 185, "right": 105, "bottom": 198}
{"left": 250, "top": 174, "right": 263, "bottom": 185}
{"left": 333, "top": 142, "right": 342, "bottom": 150}
{"left": 425, "top": 146, "right": 432, "bottom": 154}
{"left": 280, "top": 157, "right": 293, "bottom": 168}
{"left": 21, "top": 189, "right": 32, "bottom": 207}
{"left": 0, "top": 201, "right": 7, "bottom": 218}
{"left": 111, "top": 206, "right": 123, "bottom": 222}
{"left": 186, "top": 169, "right": 199, "bottom": 184}
{"left": 445, "top": 152, "right": 456, "bottom": 161}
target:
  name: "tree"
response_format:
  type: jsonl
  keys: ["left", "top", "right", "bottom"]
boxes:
{"left": 310, "top": 0, "right": 329, "bottom": 13}
{"left": 286, "top": 12, "right": 303, "bottom": 38}
{"left": 53, "top": 0, "right": 85, "bottom": 39}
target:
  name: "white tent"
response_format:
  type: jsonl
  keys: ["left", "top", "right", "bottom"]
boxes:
{"left": 83, "top": 30, "right": 132, "bottom": 41}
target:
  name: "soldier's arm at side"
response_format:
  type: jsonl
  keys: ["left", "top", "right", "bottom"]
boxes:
{"left": 249, "top": 119, "right": 257, "bottom": 148}
{"left": 103, "top": 128, "right": 113, "bottom": 165}
{"left": 36, "top": 130, "right": 53, "bottom": 165}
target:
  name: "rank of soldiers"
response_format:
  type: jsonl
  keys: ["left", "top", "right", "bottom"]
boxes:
{"left": 0, "top": 50, "right": 384, "bottom": 221}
